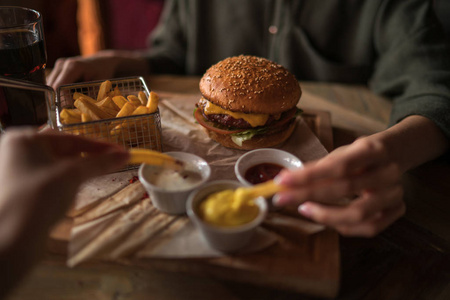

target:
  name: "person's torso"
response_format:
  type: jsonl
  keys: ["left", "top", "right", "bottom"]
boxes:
{"left": 184, "top": 0, "right": 380, "bottom": 83}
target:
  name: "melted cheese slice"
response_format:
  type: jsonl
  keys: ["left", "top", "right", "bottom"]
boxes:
{"left": 204, "top": 101, "right": 269, "bottom": 127}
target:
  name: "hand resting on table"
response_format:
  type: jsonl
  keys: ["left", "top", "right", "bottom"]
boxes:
{"left": 47, "top": 49, "right": 149, "bottom": 90}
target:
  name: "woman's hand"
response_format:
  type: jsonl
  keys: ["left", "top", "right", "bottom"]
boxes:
{"left": 274, "top": 136, "right": 405, "bottom": 237}
{"left": 46, "top": 50, "right": 149, "bottom": 90}
{"left": 273, "top": 115, "right": 450, "bottom": 237}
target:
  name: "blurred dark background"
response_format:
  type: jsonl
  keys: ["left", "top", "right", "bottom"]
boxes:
{"left": 0, "top": 0, "right": 447, "bottom": 69}
{"left": 435, "top": 0, "right": 450, "bottom": 37}
{"left": 0, "top": 0, "right": 80, "bottom": 68}
{"left": 0, "top": 0, "right": 163, "bottom": 67}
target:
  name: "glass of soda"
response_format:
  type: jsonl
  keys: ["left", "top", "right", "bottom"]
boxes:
{"left": 0, "top": 6, "right": 48, "bottom": 132}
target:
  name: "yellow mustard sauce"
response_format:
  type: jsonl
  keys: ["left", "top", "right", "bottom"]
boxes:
{"left": 199, "top": 188, "right": 259, "bottom": 227}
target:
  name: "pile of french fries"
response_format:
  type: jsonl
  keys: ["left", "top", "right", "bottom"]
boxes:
{"left": 59, "top": 80, "right": 160, "bottom": 147}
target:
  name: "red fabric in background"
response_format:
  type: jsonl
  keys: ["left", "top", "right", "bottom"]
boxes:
{"left": 106, "top": 0, "right": 164, "bottom": 50}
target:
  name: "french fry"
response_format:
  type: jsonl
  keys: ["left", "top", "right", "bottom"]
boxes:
{"left": 61, "top": 109, "right": 85, "bottom": 134}
{"left": 74, "top": 100, "right": 100, "bottom": 121}
{"left": 73, "top": 92, "right": 84, "bottom": 101}
{"left": 127, "top": 95, "right": 142, "bottom": 107}
{"left": 76, "top": 113, "right": 93, "bottom": 135}
{"left": 131, "top": 105, "right": 149, "bottom": 116}
{"left": 73, "top": 92, "right": 96, "bottom": 103}
{"left": 74, "top": 93, "right": 97, "bottom": 104}
{"left": 146, "top": 91, "right": 159, "bottom": 113}
{"left": 97, "top": 80, "right": 112, "bottom": 101}
{"left": 116, "top": 102, "right": 136, "bottom": 118}
{"left": 61, "top": 108, "right": 81, "bottom": 119}
{"left": 138, "top": 91, "right": 147, "bottom": 106}
{"left": 114, "top": 86, "right": 122, "bottom": 96}
{"left": 108, "top": 86, "right": 122, "bottom": 97}
{"left": 110, "top": 102, "right": 138, "bottom": 138}
{"left": 74, "top": 98, "right": 115, "bottom": 120}
{"left": 109, "top": 124, "right": 123, "bottom": 138}
{"left": 97, "top": 96, "right": 120, "bottom": 111}
{"left": 128, "top": 148, "right": 184, "bottom": 171}
{"left": 99, "top": 106, "right": 119, "bottom": 117}
{"left": 81, "top": 113, "right": 92, "bottom": 122}
{"left": 93, "top": 96, "right": 118, "bottom": 117}
{"left": 111, "top": 105, "right": 149, "bottom": 137}
{"left": 112, "top": 96, "right": 128, "bottom": 109}
{"left": 60, "top": 108, "right": 82, "bottom": 124}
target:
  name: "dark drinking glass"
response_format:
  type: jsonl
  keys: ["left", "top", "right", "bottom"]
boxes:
{"left": 0, "top": 6, "right": 48, "bottom": 132}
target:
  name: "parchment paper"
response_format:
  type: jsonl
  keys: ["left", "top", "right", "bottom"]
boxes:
{"left": 68, "top": 93, "right": 328, "bottom": 266}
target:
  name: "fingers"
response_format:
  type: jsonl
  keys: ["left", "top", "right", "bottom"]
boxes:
{"left": 1, "top": 128, "right": 128, "bottom": 164}
{"left": 56, "top": 149, "right": 129, "bottom": 184}
{"left": 274, "top": 161, "right": 401, "bottom": 207}
{"left": 47, "top": 57, "right": 85, "bottom": 90}
{"left": 46, "top": 58, "right": 63, "bottom": 87}
{"left": 298, "top": 186, "right": 403, "bottom": 225}
{"left": 0, "top": 127, "right": 40, "bottom": 160}
{"left": 46, "top": 58, "right": 67, "bottom": 88}
{"left": 333, "top": 203, "right": 406, "bottom": 237}
{"left": 277, "top": 138, "right": 388, "bottom": 186}
{"left": 0, "top": 127, "right": 36, "bottom": 145}
{"left": 29, "top": 149, "right": 129, "bottom": 220}
{"left": 297, "top": 186, "right": 405, "bottom": 237}
{"left": 38, "top": 129, "right": 127, "bottom": 157}
{"left": 46, "top": 51, "right": 146, "bottom": 90}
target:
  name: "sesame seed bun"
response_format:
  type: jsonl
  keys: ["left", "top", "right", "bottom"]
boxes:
{"left": 196, "top": 55, "right": 302, "bottom": 150}
{"left": 199, "top": 55, "right": 301, "bottom": 114}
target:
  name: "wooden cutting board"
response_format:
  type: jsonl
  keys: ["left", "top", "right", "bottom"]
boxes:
{"left": 48, "top": 109, "right": 339, "bottom": 298}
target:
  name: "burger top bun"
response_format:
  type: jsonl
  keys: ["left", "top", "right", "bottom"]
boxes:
{"left": 199, "top": 55, "right": 301, "bottom": 115}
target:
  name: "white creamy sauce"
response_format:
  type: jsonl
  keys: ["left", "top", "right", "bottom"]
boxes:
{"left": 148, "top": 168, "right": 203, "bottom": 191}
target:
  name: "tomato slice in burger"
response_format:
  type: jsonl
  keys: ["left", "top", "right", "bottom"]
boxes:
{"left": 271, "top": 107, "right": 298, "bottom": 128}
{"left": 194, "top": 108, "right": 246, "bottom": 135}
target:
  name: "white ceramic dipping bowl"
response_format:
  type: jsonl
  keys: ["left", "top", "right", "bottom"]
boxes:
{"left": 186, "top": 180, "right": 268, "bottom": 253}
{"left": 139, "top": 152, "right": 211, "bottom": 215}
{"left": 234, "top": 148, "right": 303, "bottom": 209}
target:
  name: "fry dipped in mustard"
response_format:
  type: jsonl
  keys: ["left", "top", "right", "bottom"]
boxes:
{"left": 199, "top": 188, "right": 260, "bottom": 227}
{"left": 199, "top": 180, "right": 284, "bottom": 227}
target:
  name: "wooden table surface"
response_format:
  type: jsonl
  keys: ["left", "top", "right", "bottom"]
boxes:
{"left": 7, "top": 76, "right": 450, "bottom": 300}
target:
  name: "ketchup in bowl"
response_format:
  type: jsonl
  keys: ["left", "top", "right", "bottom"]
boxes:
{"left": 244, "top": 163, "right": 284, "bottom": 185}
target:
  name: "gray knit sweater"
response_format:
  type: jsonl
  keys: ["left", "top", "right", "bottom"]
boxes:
{"left": 147, "top": 0, "right": 450, "bottom": 138}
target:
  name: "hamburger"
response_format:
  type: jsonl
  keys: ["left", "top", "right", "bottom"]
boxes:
{"left": 194, "top": 55, "right": 302, "bottom": 150}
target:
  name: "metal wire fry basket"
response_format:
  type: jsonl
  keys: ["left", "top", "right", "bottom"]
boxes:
{"left": 55, "top": 77, "right": 162, "bottom": 169}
